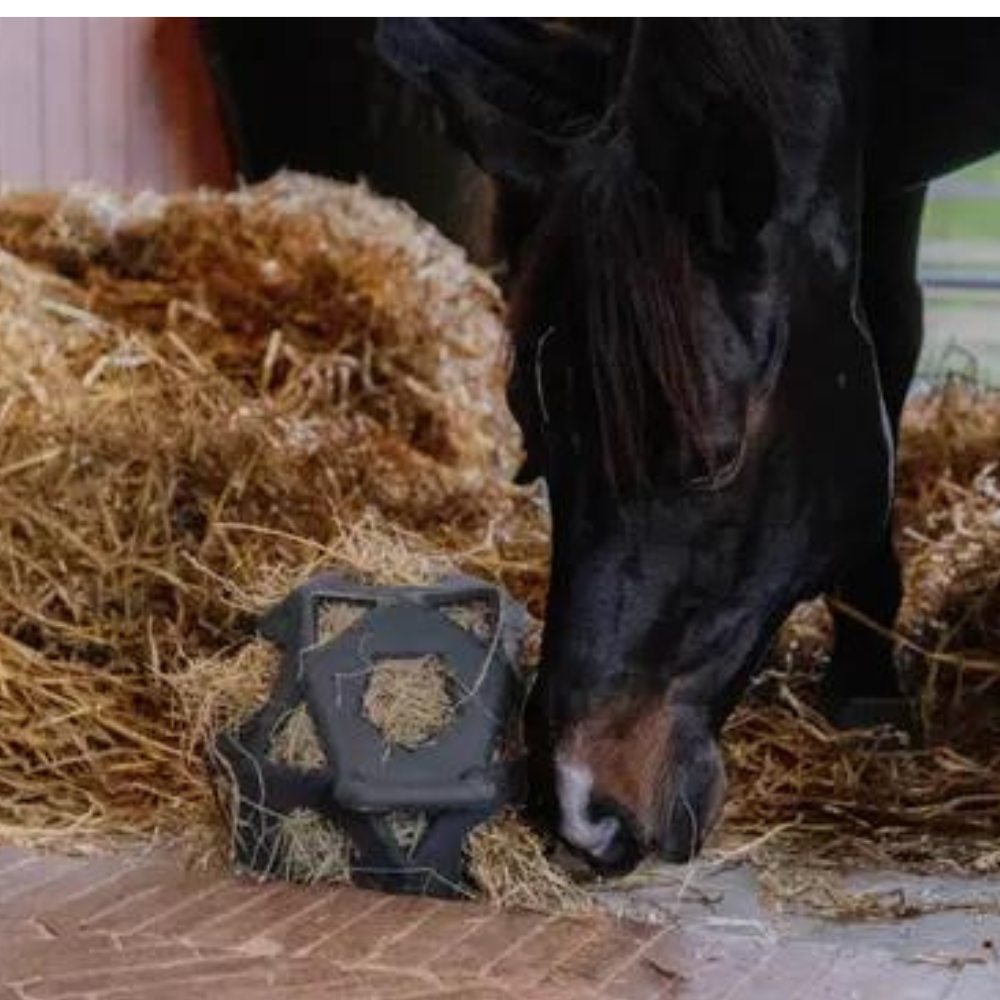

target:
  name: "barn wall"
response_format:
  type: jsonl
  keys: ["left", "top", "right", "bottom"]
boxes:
{"left": 0, "top": 17, "right": 232, "bottom": 191}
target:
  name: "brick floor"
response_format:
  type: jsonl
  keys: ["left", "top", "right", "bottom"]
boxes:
{"left": 1, "top": 846, "right": 996, "bottom": 999}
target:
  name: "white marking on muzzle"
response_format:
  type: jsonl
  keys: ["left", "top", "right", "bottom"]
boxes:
{"left": 555, "top": 758, "right": 619, "bottom": 858}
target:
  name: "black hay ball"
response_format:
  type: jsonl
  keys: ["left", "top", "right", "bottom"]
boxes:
{"left": 211, "top": 573, "right": 528, "bottom": 898}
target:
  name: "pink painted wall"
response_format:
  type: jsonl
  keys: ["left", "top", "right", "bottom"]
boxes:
{"left": 0, "top": 17, "right": 232, "bottom": 191}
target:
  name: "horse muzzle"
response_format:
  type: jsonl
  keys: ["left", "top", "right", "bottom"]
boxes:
{"left": 552, "top": 703, "right": 728, "bottom": 873}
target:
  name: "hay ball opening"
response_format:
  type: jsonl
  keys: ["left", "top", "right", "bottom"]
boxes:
{"left": 440, "top": 600, "right": 496, "bottom": 644}
{"left": 275, "top": 808, "right": 352, "bottom": 885}
{"left": 362, "top": 655, "right": 457, "bottom": 749}
{"left": 268, "top": 705, "right": 327, "bottom": 770}
{"left": 315, "top": 599, "right": 371, "bottom": 646}
{"left": 384, "top": 811, "right": 430, "bottom": 858}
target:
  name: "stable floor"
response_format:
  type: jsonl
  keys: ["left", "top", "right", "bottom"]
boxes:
{"left": 1, "top": 846, "right": 997, "bottom": 999}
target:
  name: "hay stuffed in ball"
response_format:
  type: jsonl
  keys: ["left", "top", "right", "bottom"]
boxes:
{"left": 212, "top": 574, "right": 536, "bottom": 900}
{"left": 363, "top": 655, "right": 456, "bottom": 748}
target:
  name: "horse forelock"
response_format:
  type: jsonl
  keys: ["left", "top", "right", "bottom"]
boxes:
{"left": 508, "top": 139, "right": 709, "bottom": 494}
{"left": 506, "top": 20, "right": 798, "bottom": 494}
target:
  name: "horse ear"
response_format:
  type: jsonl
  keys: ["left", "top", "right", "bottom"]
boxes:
{"left": 377, "top": 18, "right": 612, "bottom": 191}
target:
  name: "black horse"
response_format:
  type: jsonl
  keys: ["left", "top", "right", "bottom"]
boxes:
{"left": 378, "top": 18, "right": 1000, "bottom": 873}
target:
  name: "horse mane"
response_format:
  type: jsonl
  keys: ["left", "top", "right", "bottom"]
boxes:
{"left": 670, "top": 18, "right": 797, "bottom": 124}
{"left": 509, "top": 138, "right": 701, "bottom": 492}
{"left": 508, "top": 19, "right": 796, "bottom": 493}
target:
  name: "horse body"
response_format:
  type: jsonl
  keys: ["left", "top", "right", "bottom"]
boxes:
{"left": 377, "top": 18, "right": 999, "bottom": 871}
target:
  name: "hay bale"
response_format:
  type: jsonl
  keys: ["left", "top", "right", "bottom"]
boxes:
{"left": 0, "top": 176, "right": 518, "bottom": 477}
{"left": 0, "top": 175, "right": 550, "bottom": 873}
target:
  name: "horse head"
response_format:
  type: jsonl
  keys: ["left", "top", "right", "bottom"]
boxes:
{"left": 379, "top": 18, "right": 894, "bottom": 871}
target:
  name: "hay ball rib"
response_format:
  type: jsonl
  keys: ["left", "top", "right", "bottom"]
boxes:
{"left": 213, "top": 573, "right": 529, "bottom": 898}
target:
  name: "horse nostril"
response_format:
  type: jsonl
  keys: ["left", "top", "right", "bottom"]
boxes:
{"left": 558, "top": 796, "right": 641, "bottom": 874}
{"left": 559, "top": 796, "right": 621, "bottom": 858}
{"left": 582, "top": 801, "right": 644, "bottom": 876}
{"left": 554, "top": 760, "right": 645, "bottom": 874}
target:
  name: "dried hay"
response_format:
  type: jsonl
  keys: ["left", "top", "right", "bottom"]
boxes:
{"left": 315, "top": 600, "right": 370, "bottom": 645}
{"left": 756, "top": 866, "right": 1000, "bottom": 922}
{"left": 716, "top": 387, "right": 1000, "bottom": 886}
{"left": 0, "top": 174, "right": 553, "bottom": 903}
{"left": 441, "top": 600, "right": 496, "bottom": 643}
{"left": 362, "top": 655, "right": 455, "bottom": 748}
{"left": 269, "top": 705, "right": 326, "bottom": 770}
{"left": 275, "top": 808, "right": 352, "bottom": 885}
{"left": 467, "top": 810, "right": 592, "bottom": 913}
{"left": 175, "top": 639, "right": 281, "bottom": 758}
{"left": 1, "top": 174, "right": 999, "bottom": 915}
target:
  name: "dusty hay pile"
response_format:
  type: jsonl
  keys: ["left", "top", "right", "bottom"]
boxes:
{"left": 720, "top": 383, "right": 1000, "bottom": 882}
{"left": 0, "top": 174, "right": 581, "bottom": 911}
{"left": 0, "top": 174, "right": 998, "bottom": 912}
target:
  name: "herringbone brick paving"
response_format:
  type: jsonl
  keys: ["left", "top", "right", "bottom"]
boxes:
{"left": 0, "top": 847, "right": 996, "bottom": 999}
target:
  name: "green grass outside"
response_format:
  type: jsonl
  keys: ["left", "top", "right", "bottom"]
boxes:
{"left": 918, "top": 155, "right": 1000, "bottom": 380}
{"left": 922, "top": 153, "right": 1000, "bottom": 244}
{"left": 923, "top": 199, "right": 1000, "bottom": 243}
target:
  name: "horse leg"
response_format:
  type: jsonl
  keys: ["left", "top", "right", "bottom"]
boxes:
{"left": 822, "top": 185, "right": 926, "bottom": 729}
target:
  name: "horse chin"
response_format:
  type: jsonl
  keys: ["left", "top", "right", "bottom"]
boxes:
{"left": 577, "top": 820, "right": 646, "bottom": 877}
{"left": 652, "top": 817, "right": 711, "bottom": 865}
{"left": 651, "top": 733, "right": 729, "bottom": 865}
